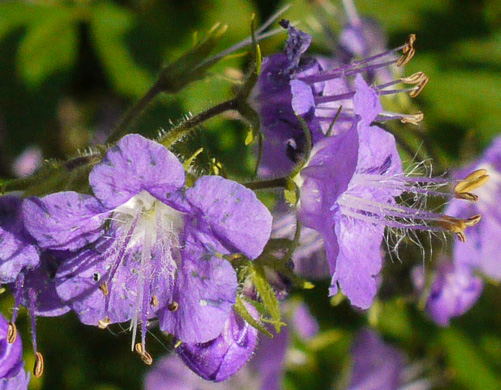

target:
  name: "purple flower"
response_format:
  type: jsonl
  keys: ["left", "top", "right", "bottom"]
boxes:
{"left": 12, "top": 146, "right": 42, "bottom": 178}
{"left": 0, "top": 196, "right": 40, "bottom": 284}
{"left": 348, "top": 329, "right": 404, "bottom": 390}
{"left": 296, "top": 75, "right": 402, "bottom": 308}
{"left": 249, "top": 21, "right": 326, "bottom": 177}
{"left": 0, "top": 313, "right": 29, "bottom": 390}
{"left": 175, "top": 304, "right": 259, "bottom": 382}
{"left": 145, "top": 316, "right": 289, "bottom": 390}
{"left": 23, "top": 134, "right": 272, "bottom": 350}
{"left": 424, "top": 262, "right": 483, "bottom": 326}
{"left": 296, "top": 76, "right": 483, "bottom": 309}
{"left": 291, "top": 302, "right": 319, "bottom": 340}
{"left": 445, "top": 136, "right": 501, "bottom": 281}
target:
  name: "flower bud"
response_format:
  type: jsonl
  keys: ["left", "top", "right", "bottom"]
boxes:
{"left": 176, "top": 305, "right": 259, "bottom": 382}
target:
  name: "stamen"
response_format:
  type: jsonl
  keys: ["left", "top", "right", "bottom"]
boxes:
{"left": 397, "top": 34, "right": 416, "bottom": 67}
{"left": 7, "top": 322, "right": 17, "bottom": 344}
{"left": 400, "top": 112, "right": 424, "bottom": 125}
{"left": 168, "top": 302, "right": 179, "bottom": 312}
{"left": 135, "top": 343, "right": 153, "bottom": 365}
{"left": 438, "top": 215, "right": 482, "bottom": 242}
{"left": 150, "top": 295, "right": 159, "bottom": 307}
{"left": 98, "top": 317, "right": 111, "bottom": 329}
{"left": 33, "top": 352, "right": 44, "bottom": 378}
{"left": 454, "top": 169, "right": 490, "bottom": 201}
{"left": 99, "top": 282, "right": 109, "bottom": 296}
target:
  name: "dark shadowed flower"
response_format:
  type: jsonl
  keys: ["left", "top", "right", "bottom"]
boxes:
{"left": 423, "top": 262, "right": 483, "bottom": 326}
{"left": 0, "top": 196, "right": 39, "bottom": 284}
{"left": 23, "top": 134, "right": 272, "bottom": 354}
{"left": 296, "top": 76, "right": 484, "bottom": 309}
{"left": 0, "top": 313, "right": 29, "bottom": 390}
{"left": 348, "top": 329, "right": 404, "bottom": 390}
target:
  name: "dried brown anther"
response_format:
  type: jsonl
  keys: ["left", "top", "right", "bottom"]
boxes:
{"left": 7, "top": 322, "right": 17, "bottom": 344}
{"left": 168, "top": 302, "right": 179, "bottom": 312}
{"left": 397, "top": 34, "right": 417, "bottom": 67}
{"left": 150, "top": 295, "right": 159, "bottom": 307}
{"left": 400, "top": 112, "right": 424, "bottom": 125}
{"left": 99, "top": 282, "right": 109, "bottom": 296}
{"left": 135, "top": 343, "right": 153, "bottom": 365}
{"left": 33, "top": 352, "right": 44, "bottom": 378}
{"left": 454, "top": 169, "right": 490, "bottom": 201}
{"left": 98, "top": 317, "right": 111, "bottom": 329}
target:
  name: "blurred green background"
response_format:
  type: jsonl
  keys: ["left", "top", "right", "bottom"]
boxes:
{"left": 0, "top": 0, "right": 500, "bottom": 389}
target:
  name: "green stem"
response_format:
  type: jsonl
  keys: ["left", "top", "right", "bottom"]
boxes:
{"left": 107, "top": 80, "right": 164, "bottom": 144}
{"left": 160, "top": 99, "right": 237, "bottom": 148}
{"left": 244, "top": 177, "right": 288, "bottom": 190}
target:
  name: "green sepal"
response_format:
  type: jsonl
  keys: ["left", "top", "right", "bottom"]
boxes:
{"left": 234, "top": 296, "right": 273, "bottom": 338}
{"left": 250, "top": 263, "right": 282, "bottom": 333}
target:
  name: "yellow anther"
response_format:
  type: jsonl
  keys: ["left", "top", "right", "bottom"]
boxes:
{"left": 135, "top": 343, "right": 153, "bottom": 365}
{"left": 438, "top": 214, "right": 482, "bottom": 242}
{"left": 98, "top": 317, "right": 111, "bottom": 329}
{"left": 454, "top": 169, "right": 490, "bottom": 202}
{"left": 99, "top": 282, "right": 109, "bottom": 296}
{"left": 400, "top": 112, "right": 424, "bottom": 125}
{"left": 7, "top": 322, "right": 17, "bottom": 344}
{"left": 150, "top": 295, "right": 159, "bottom": 307}
{"left": 33, "top": 352, "right": 44, "bottom": 378}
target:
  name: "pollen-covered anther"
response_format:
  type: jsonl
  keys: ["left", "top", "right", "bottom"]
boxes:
{"left": 454, "top": 169, "right": 490, "bottom": 202}
{"left": 99, "top": 282, "right": 109, "bottom": 296}
{"left": 168, "top": 302, "right": 179, "bottom": 312}
{"left": 33, "top": 352, "right": 44, "bottom": 378}
{"left": 400, "top": 112, "right": 424, "bottom": 125}
{"left": 7, "top": 321, "right": 17, "bottom": 344}
{"left": 98, "top": 317, "right": 111, "bottom": 329}
{"left": 135, "top": 343, "right": 153, "bottom": 365}
{"left": 438, "top": 214, "right": 482, "bottom": 242}
{"left": 397, "top": 34, "right": 416, "bottom": 67}
{"left": 150, "top": 295, "right": 159, "bottom": 307}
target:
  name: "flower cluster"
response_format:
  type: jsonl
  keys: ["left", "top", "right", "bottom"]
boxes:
{"left": 0, "top": 0, "right": 498, "bottom": 388}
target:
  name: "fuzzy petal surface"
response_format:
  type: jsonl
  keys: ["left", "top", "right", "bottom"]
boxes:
{"left": 186, "top": 176, "right": 272, "bottom": 260}
{"left": 158, "top": 239, "right": 238, "bottom": 344}
{"left": 23, "top": 192, "right": 107, "bottom": 251}
{"left": 89, "top": 134, "right": 185, "bottom": 209}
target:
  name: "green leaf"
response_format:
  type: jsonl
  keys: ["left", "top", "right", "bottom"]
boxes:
{"left": 251, "top": 263, "right": 282, "bottom": 332}
{"left": 90, "top": 3, "right": 153, "bottom": 97}
{"left": 16, "top": 11, "right": 78, "bottom": 86}
{"left": 441, "top": 327, "right": 501, "bottom": 390}
{"left": 234, "top": 296, "right": 272, "bottom": 338}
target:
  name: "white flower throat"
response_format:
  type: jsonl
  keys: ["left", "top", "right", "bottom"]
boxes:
{"left": 110, "top": 190, "right": 185, "bottom": 350}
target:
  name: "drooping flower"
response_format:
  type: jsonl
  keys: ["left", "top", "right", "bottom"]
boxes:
{"left": 23, "top": 134, "right": 272, "bottom": 355}
{"left": 0, "top": 313, "right": 29, "bottom": 390}
{"left": 445, "top": 135, "right": 501, "bottom": 281}
{"left": 421, "top": 262, "right": 483, "bottom": 326}
{"left": 250, "top": 19, "right": 424, "bottom": 177}
{"left": 175, "top": 303, "right": 259, "bottom": 382}
{"left": 296, "top": 75, "right": 484, "bottom": 309}
{"left": 0, "top": 195, "right": 71, "bottom": 378}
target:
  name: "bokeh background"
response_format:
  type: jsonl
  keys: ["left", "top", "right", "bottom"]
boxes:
{"left": 0, "top": 0, "right": 500, "bottom": 389}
